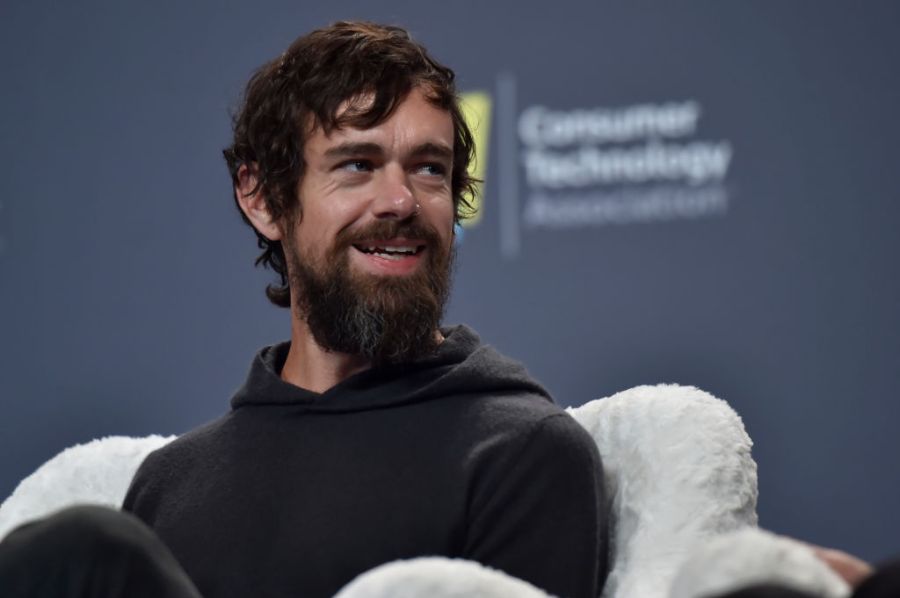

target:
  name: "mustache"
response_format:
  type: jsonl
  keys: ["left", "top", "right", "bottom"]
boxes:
{"left": 336, "top": 220, "right": 444, "bottom": 248}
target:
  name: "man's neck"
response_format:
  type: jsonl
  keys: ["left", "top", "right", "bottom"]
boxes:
{"left": 280, "top": 322, "right": 372, "bottom": 394}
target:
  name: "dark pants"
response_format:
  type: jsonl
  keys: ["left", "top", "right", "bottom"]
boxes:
{"left": 0, "top": 506, "right": 200, "bottom": 598}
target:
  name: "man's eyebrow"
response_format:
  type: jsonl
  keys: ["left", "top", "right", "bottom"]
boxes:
{"left": 322, "top": 141, "right": 453, "bottom": 162}
{"left": 409, "top": 142, "right": 454, "bottom": 162}
{"left": 323, "top": 142, "right": 385, "bottom": 160}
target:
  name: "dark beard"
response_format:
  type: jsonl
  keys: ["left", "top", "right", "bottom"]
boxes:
{"left": 286, "top": 220, "right": 454, "bottom": 366}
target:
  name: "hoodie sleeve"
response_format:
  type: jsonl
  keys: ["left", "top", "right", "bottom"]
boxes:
{"left": 462, "top": 412, "right": 607, "bottom": 598}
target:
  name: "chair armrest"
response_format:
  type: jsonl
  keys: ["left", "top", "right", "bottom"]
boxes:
{"left": 0, "top": 435, "right": 174, "bottom": 540}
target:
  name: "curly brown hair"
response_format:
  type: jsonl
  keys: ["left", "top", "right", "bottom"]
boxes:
{"left": 223, "top": 21, "right": 478, "bottom": 308}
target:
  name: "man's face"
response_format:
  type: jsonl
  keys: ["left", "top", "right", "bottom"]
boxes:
{"left": 284, "top": 87, "right": 457, "bottom": 364}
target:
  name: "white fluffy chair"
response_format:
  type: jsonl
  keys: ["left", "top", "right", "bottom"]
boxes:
{"left": 0, "top": 434, "right": 174, "bottom": 541}
{"left": 0, "top": 385, "right": 848, "bottom": 597}
{"left": 568, "top": 385, "right": 758, "bottom": 598}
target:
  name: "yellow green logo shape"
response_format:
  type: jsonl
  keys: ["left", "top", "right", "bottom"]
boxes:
{"left": 459, "top": 91, "right": 491, "bottom": 227}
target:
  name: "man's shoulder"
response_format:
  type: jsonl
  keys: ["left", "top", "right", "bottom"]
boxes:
{"left": 459, "top": 389, "right": 569, "bottom": 428}
{"left": 122, "top": 414, "right": 237, "bottom": 513}
{"left": 130, "top": 415, "right": 232, "bottom": 479}
{"left": 452, "top": 390, "right": 599, "bottom": 463}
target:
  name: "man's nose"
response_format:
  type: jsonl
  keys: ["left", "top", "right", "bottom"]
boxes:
{"left": 371, "top": 165, "right": 418, "bottom": 220}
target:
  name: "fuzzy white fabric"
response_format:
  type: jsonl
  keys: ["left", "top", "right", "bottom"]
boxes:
{"left": 0, "top": 435, "right": 174, "bottom": 541}
{"left": 568, "top": 384, "right": 759, "bottom": 598}
{"left": 670, "top": 527, "right": 851, "bottom": 598}
{"left": 334, "top": 557, "right": 552, "bottom": 598}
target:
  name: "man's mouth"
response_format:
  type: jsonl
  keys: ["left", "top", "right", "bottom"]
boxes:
{"left": 352, "top": 242, "right": 426, "bottom": 261}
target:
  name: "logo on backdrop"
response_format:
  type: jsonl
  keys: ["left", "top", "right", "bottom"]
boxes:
{"left": 458, "top": 92, "right": 491, "bottom": 232}
{"left": 460, "top": 74, "right": 735, "bottom": 257}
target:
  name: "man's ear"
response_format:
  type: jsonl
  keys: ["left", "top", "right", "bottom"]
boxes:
{"left": 235, "top": 164, "right": 283, "bottom": 241}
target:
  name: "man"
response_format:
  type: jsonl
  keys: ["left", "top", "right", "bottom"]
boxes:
{"left": 120, "top": 21, "right": 607, "bottom": 598}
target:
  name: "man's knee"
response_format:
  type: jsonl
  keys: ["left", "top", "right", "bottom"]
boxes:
{"left": 1, "top": 506, "right": 153, "bottom": 561}
{"left": 0, "top": 505, "right": 200, "bottom": 598}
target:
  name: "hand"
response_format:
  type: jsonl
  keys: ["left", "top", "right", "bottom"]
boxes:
{"left": 810, "top": 545, "right": 874, "bottom": 588}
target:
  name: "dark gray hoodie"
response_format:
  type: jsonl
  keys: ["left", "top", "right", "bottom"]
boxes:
{"left": 123, "top": 325, "right": 606, "bottom": 598}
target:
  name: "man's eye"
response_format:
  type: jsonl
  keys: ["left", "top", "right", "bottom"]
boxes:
{"left": 339, "top": 160, "right": 372, "bottom": 173}
{"left": 416, "top": 163, "right": 447, "bottom": 177}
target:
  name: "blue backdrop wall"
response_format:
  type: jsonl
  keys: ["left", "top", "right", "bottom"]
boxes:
{"left": 2, "top": 0, "right": 899, "bottom": 563}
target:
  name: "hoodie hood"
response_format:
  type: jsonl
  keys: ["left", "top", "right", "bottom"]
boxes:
{"left": 230, "top": 325, "right": 552, "bottom": 413}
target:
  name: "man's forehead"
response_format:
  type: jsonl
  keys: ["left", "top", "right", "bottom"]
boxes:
{"left": 305, "top": 90, "right": 454, "bottom": 155}
{"left": 331, "top": 84, "right": 442, "bottom": 121}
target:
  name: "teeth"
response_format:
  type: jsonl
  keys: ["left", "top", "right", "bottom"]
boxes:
{"left": 363, "top": 246, "right": 417, "bottom": 255}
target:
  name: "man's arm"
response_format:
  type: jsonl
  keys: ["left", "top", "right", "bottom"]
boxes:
{"left": 463, "top": 413, "right": 607, "bottom": 598}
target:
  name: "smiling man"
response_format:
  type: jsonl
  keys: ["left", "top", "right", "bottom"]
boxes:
{"left": 117, "top": 22, "right": 607, "bottom": 598}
